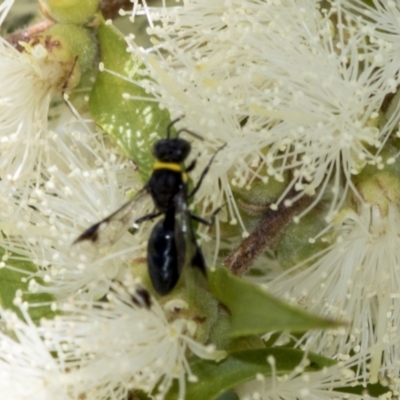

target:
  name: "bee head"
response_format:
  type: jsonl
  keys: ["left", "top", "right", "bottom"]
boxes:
{"left": 153, "top": 138, "right": 191, "bottom": 163}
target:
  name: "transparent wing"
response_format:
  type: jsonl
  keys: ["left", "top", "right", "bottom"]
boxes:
{"left": 173, "top": 190, "right": 206, "bottom": 273}
{"left": 72, "top": 187, "right": 151, "bottom": 256}
{"left": 173, "top": 190, "right": 190, "bottom": 271}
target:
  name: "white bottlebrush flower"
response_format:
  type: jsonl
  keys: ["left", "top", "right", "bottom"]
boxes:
{"left": 267, "top": 204, "right": 400, "bottom": 390}
{"left": 0, "top": 114, "right": 146, "bottom": 300}
{"left": 236, "top": 353, "right": 377, "bottom": 400}
{"left": 39, "top": 282, "right": 226, "bottom": 400}
{"left": 0, "top": 33, "right": 60, "bottom": 183}
{"left": 0, "top": 306, "right": 71, "bottom": 400}
{"left": 342, "top": 0, "right": 400, "bottom": 150}
{"left": 343, "top": 0, "right": 400, "bottom": 94}
{"left": 129, "top": 0, "right": 389, "bottom": 222}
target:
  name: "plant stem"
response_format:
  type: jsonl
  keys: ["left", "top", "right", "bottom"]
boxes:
{"left": 223, "top": 193, "right": 312, "bottom": 276}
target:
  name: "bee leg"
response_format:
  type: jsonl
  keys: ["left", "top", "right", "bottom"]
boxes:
{"left": 133, "top": 211, "right": 162, "bottom": 226}
{"left": 128, "top": 212, "right": 162, "bottom": 235}
{"left": 188, "top": 143, "right": 226, "bottom": 199}
{"left": 190, "top": 203, "right": 226, "bottom": 226}
{"left": 185, "top": 159, "right": 197, "bottom": 173}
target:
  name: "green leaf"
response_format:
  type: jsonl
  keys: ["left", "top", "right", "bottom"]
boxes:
{"left": 0, "top": 249, "right": 55, "bottom": 323}
{"left": 336, "top": 382, "right": 391, "bottom": 398}
{"left": 209, "top": 267, "right": 341, "bottom": 337}
{"left": 165, "top": 348, "right": 336, "bottom": 400}
{"left": 89, "top": 21, "right": 172, "bottom": 181}
{"left": 216, "top": 392, "right": 239, "bottom": 400}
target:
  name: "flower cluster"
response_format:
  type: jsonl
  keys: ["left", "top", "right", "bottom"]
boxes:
{"left": 3, "top": 0, "right": 400, "bottom": 398}
{"left": 129, "top": 0, "right": 400, "bottom": 395}
{"left": 1, "top": 120, "right": 145, "bottom": 300}
{"left": 269, "top": 205, "right": 400, "bottom": 389}
{"left": 0, "top": 0, "right": 226, "bottom": 398}
{"left": 131, "top": 0, "right": 395, "bottom": 222}
{"left": 0, "top": 283, "right": 225, "bottom": 400}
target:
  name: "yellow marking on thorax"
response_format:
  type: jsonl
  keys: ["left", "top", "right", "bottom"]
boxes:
{"left": 153, "top": 162, "right": 188, "bottom": 183}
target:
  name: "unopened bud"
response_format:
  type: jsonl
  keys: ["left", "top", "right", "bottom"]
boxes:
{"left": 357, "top": 172, "right": 400, "bottom": 217}
{"left": 354, "top": 144, "right": 400, "bottom": 216}
{"left": 27, "top": 24, "right": 97, "bottom": 91}
{"left": 39, "top": 0, "right": 99, "bottom": 25}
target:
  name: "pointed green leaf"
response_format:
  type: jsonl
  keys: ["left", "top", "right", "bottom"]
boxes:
{"left": 90, "top": 21, "right": 172, "bottom": 181}
{"left": 0, "top": 249, "right": 55, "bottom": 323}
{"left": 209, "top": 267, "right": 341, "bottom": 337}
{"left": 165, "top": 348, "right": 335, "bottom": 400}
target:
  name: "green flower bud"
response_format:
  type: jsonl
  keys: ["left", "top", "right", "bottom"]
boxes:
{"left": 353, "top": 143, "right": 400, "bottom": 216}
{"left": 357, "top": 172, "right": 400, "bottom": 217}
{"left": 28, "top": 24, "right": 97, "bottom": 91}
{"left": 39, "top": 0, "right": 99, "bottom": 25}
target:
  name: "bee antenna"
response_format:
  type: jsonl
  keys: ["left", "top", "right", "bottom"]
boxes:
{"left": 166, "top": 115, "right": 204, "bottom": 140}
{"left": 176, "top": 128, "right": 204, "bottom": 141}
{"left": 166, "top": 115, "right": 185, "bottom": 138}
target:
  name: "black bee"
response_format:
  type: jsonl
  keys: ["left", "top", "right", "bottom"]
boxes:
{"left": 74, "top": 117, "right": 224, "bottom": 295}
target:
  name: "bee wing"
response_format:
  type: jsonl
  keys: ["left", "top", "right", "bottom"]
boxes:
{"left": 73, "top": 187, "right": 151, "bottom": 256}
{"left": 173, "top": 190, "right": 206, "bottom": 274}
